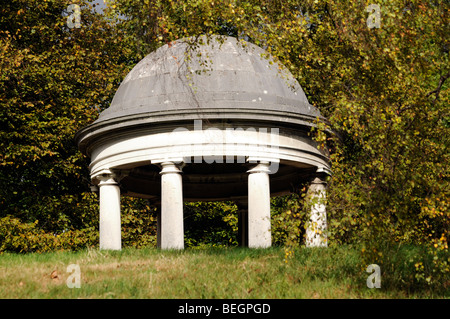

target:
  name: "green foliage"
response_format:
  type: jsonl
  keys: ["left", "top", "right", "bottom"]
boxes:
{"left": 0, "top": 1, "right": 131, "bottom": 238}
{"left": 0, "top": 194, "right": 157, "bottom": 253}
{"left": 0, "top": 215, "right": 98, "bottom": 253}
{"left": 184, "top": 201, "right": 238, "bottom": 248}
{"left": 121, "top": 197, "right": 157, "bottom": 248}
{"left": 271, "top": 194, "right": 307, "bottom": 247}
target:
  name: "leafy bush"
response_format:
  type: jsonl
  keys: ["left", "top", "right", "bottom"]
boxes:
{"left": 184, "top": 201, "right": 238, "bottom": 248}
{"left": 0, "top": 216, "right": 98, "bottom": 253}
{"left": 121, "top": 197, "right": 157, "bottom": 248}
{"left": 271, "top": 194, "right": 307, "bottom": 247}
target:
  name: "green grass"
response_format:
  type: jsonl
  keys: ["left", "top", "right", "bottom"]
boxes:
{"left": 0, "top": 245, "right": 447, "bottom": 299}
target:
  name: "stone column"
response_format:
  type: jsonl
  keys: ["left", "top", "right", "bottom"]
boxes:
{"left": 96, "top": 171, "right": 121, "bottom": 250}
{"left": 247, "top": 161, "right": 271, "bottom": 248}
{"left": 159, "top": 162, "right": 184, "bottom": 250}
{"left": 305, "top": 176, "right": 328, "bottom": 247}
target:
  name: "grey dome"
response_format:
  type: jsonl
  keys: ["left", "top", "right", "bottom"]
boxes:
{"left": 96, "top": 35, "right": 321, "bottom": 124}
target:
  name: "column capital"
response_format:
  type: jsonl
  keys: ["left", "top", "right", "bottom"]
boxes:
{"left": 92, "top": 168, "right": 118, "bottom": 186}
{"left": 91, "top": 168, "right": 130, "bottom": 186}
{"left": 247, "top": 157, "right": 280, "bottom": 174}
{"left": 310, "top": 175, "right": 328, "bottom": 185}
{"left": 152, "top": 157, "right": 185, "bottom": 165}
{"left": 246, "top": 161, "right": 271, "bottom": 174}
{"left": 159, "top": 161, "right": 184, "bottom": 175}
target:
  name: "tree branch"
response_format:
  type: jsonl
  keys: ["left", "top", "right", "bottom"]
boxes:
{"left": 426, "top": 71, "right": 450, "bottom": 102}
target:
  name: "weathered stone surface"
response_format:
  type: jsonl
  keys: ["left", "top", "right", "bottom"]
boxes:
{"left": 97, "top": 36, "right": 319, "bottom": 124}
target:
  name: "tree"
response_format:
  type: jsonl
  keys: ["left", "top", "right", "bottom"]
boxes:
{"left": 0, "top": 0, "right": 131, "bottom": 244}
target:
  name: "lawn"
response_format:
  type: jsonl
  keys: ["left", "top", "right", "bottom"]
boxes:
{"left": 0, "top": 245, "right": 447, "bottom": 299}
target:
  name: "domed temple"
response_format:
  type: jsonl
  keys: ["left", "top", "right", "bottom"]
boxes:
{"left": 75, "top": 35, "right": 331, "bottom": 250}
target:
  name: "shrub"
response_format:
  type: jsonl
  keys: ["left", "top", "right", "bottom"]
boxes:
{"left": 0, "top": 215, "right": 98, "bottom": 253}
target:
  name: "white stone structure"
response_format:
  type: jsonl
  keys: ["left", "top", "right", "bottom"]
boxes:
{"left": 75, "top": 35, "right": 331, "bottom": 250}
